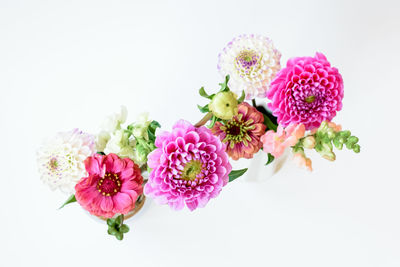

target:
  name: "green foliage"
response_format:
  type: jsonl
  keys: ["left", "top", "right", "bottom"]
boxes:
{"left": 198, "top": 87, "right": 215, "bottom": 100}
{"left": 265, "top": 153, "right": 275, "bottom": 166}
{"left": 58, "top": 194, "right": 76, "bottom": 209}
{"left": 106, "top": 214, "right": 129, "bottom": 241}
{"left": 147, "top": 120, "right": 161, "bottom": 143}
{"left": 219, "top": 75, "right": 230, "bottom": 92}
{"left": 237, "top": 90, "right": 245, "bottom": 103}
{"left": 313, "top": 124, "right": 360, "bottom": 161}
{"left": 262, "top": 114, "right": 278, "bottom": 132}
{"left": 228, "top": 168, "right": 248, "bottom": 182}
{"left": 197, "top": 104, "right": 210, "bottom": 113}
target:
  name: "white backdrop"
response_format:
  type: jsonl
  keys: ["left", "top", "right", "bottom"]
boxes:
{"left": 1, "top": 0, "right": 400, "bottom": 266}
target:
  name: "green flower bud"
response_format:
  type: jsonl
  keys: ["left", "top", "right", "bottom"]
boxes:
{"left": 321, "top": 151, "right": 336, "bottom": 161}
{"left": 353, "top": 144, "right": 361, "bottom": 153}
{"left": 318, "top": 143, "right": 336, "bottom": 161}
{"left": 209, "top": 91, "right": 238, "bottom": 120}
{"left": 302, "top": 136, "right": 316, "bottom": 149}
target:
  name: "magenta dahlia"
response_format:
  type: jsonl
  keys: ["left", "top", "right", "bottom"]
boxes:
{"left": 267, "top": 52, "right": 344, "bottom": 130}
{"left": 75, "top": 153, "right": 143, "bottom": 218}
{"left": 144, "top": 120, "right": 232, "bottom": 211}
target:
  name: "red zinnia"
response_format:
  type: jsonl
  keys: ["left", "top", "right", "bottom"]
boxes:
{"left": 75, "top": 153, "right": 143, "bottom": 218}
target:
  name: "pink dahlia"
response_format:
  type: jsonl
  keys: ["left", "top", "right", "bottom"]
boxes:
{"left": 144, "top": 120, "right": 232, "bottom": 211}
{"left": 267, "top": 52, "right": 344, "bottom": 130}
{"left": 212, "top": 102, "right": 266, "bottom": 160}
{"left": 75, "top": 153, "right": 143, "bottom": 218}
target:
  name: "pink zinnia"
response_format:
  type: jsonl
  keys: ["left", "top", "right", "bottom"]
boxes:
{"left": 75, "top": 153, "right": 143, "bottom": 218}
{"left": 261, "top": 124, "right": 305, "bottom": 158}
{"left": 267, "top": 52, "right": 344, "bottom": 130}
{"left": 212, "top": 102, "right": 266, "bottom": 160}
{"left": 144, "top": 120, "right": 232, "bottom": 211}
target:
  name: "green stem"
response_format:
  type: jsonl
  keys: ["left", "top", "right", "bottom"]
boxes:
{"left": 120, "top": 214, "right": 124, "bottom": 229}
{"left": 252, "top": 99, "right": 257, "bottom": 108}
{"left": 263, "top": 114, "right": 278, "bottom": 132}
{"left": 194, "top": 112, "right": 213, "bottom": 127}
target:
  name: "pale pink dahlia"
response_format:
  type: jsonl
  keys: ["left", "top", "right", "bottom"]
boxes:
{"left": 144, "top": 120, "right": 232, "bottom": 211}
{"left": 212, "top": 102, "right": 266, "bottom": 160}
{"left": 75, "top": 153, "right": 143, "bottom": 218}
{"left": 267, "top": 52, "right": 344, "bottom": 130}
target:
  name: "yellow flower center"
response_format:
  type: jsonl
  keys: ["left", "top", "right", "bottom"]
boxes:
{"left": 181, "top": 160, "right": 203, "bottom": 181}
{"left": 305, "top": 95, "right": 316, "bottom": 103}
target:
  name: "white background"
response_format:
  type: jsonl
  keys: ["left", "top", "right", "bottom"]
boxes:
{"left": 1, "top": 0, "right": 400, "bottom": 266}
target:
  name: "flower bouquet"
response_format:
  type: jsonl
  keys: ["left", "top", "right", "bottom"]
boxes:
{"left": 37, "top": 34, "right": 360, "bottom": 240}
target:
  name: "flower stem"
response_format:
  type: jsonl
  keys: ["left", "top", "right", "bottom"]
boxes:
{"left": 120, "top": 214, "right": 124, "bottom": 227}
{"left": 252, "top": 99, "right": 257, "bottom": 108}
{"left": 194, "top": 112, "right": 213, "bottom": 127}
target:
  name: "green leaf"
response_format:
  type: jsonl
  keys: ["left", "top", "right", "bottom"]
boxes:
{"left": 237, "top": 90, "right": 245, "bottom": 103}
{"left": 107, "top": 219, "right": 115, "bottom": 227}
{"left": 228, "top": 168, "right": 248, "bottom": 182}
{"left": 149, "top": 120, "right": 161, "bottom": 129}
{"left": 199, "top": 87, "right": 213, "bottom": 99}
{"left": 219, "top": 75, "right": 230, "bottom": 92}
{"left": 265, "top": 153, "right": 275, "bottom": 165}
{"left": 108, "top": 227, "right": 118, "bottom": 235}
{"left": 115, "top": 214, "right": 123, "bottom": 225}
{"left": 147, "top": 120, "right": 161, "bottom": 142}
{"left": 58, "top": 194, "right": 76, "bottom": 209}
{"left": 97, "top": 151, "right": 106, "bottom": 155}
{"left": 115, "top": 232, "right": 124, "bottom": 240}
{"left": 262, "top": 114, "right": 277, "bottom": 132}
{"left": 120, "top": 224, "right": 130, "bottom": 233}
{"left": 197, "top": 104, "right": 210, "bottom": 113}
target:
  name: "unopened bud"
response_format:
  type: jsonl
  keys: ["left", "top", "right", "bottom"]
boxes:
{"left": 209, "top": 91, "right": 238, "bottom": 120}
{"left": 302, "top": 136, "right": 316, "bottom": 149}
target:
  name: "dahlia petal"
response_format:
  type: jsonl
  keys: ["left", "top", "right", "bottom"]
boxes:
{"left": 185, "top": 199, "right": 199, "bottom": 211}
{"left": 147, "top": 149, "right": 162, "bottom": 169}
{"left": 184, "top": 131, "right": 200, "bottom": 144}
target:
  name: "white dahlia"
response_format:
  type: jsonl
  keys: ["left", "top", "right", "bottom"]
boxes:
{"left": 218, "top": 34, "right": 281, "bottom": 100}
{"left": 37, "top": 129, "right": 96, "bottom": 193}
